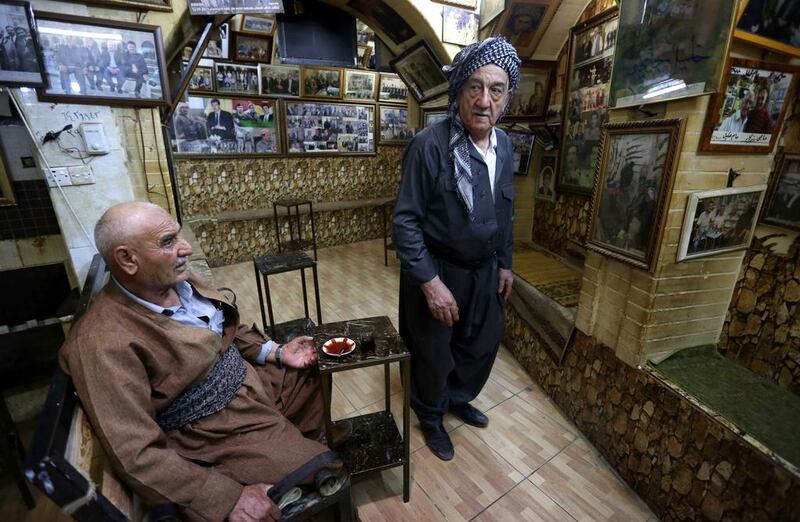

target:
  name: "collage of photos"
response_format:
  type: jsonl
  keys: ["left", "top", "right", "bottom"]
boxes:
{"left": 285, "top": 101, "right": 375, "bottom": 154}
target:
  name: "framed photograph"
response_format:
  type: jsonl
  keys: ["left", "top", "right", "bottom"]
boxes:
{"left": 379, "top": 105, "right": 415, "bottom": 145}
{"left": 432, "top": 0, "right": 477, "bottom": 9}
{"left": 734, "top": 0, "right": 800, "bottom": 58}
{"left": 0, "top": 1, "right": 45, "bottom": 87}
{"left": 357, "top": 44, "right": 372, "bottom": 68}
{"left": 677, "top": 185, "right": 767, "bottom": 262}
{"left": 423, "top": 109, "right": 447, "bottom": 127}
{"left": 213, "top": 62, "right": 259, "bottom": 96}
{"left": 284, "top": 100, "right": 375, "bottom": 155}
{"left": 239, "top": 14, "right": 276, "bottom": 36}
{"left": 609, "top": 0, "right": 736, "bottom": 108}
{"left": 558, "top": 8, "right": 618, "bottom": 195}
{"left": 378, "top": 72, "right": 407, "bottom": 103}
{"left": 442, "top": 6, "right": 479, "bottom": 47}
{"left": 188, "top": 0, "right": 284, "bottom": 16}
{"left": 346, "top": 0, "right": 414, "bottom": 45}
{"left": 35, "top": 12, "right": 168, "bottom": 106}
{"left": 588, "top": 118, "right": 685, "bottom": 271}
{"left": 390, "top": 41, "right": 448, "bottom": 103}
{"left": 762, "top": 153, "right": 800, "bottom": 231}
{"left": 506, "top": 60, "right": 554, "bottom": 120}
{"left": 232, "top": 32, "right": 271, "bottom": 63}
{"left": 480, "top": 0, "right": 505, "bottom": 29}
{"left": 536, "top": 153, "right": 557, "bottom": 202}
{"left": 496, "top": 0, "right": 562, "bottom": 57}
{"left": 698, "top": 58, "right": 798, "bottom": 154}
{"left": 185, "top": 63, "right": 214, "bottom": 92}
{"left": 0, "top": 151, "right": 15, "bottom": 206}
{"left": 203, "top": 23, "right": 229, "bottom": 59}
{"left": 506, "top": 129, "right": 534, "bottom": 176}
{"left": 344, "top": 69, "right": 377, "bottom": 101}
{"left": 259, "top": 64, "right": 299, "bottom": 97}
{"left": 169, "top": 95, "right": 280, "bottom": 156}
{"left": 301, "top": 66, "right": 342, "bottom": 99}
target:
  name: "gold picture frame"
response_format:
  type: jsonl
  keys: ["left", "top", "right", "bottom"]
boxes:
{"left": 301, "top": 66, "right": 343, "bottom": 99}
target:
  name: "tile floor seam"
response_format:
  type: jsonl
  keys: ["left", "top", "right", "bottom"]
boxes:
{"left": 524, "top": 436, "right": 580, "bottom": 478}
{"left": 526, "top": 480, "right": 582, "bottom": 522}
{"left": 465, "top": 473, "right": 530, "bottom": 522}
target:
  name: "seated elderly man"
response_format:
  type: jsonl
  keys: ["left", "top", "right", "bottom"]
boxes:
{"left": 60, "top": 201, "right": 343, "bottom": 522}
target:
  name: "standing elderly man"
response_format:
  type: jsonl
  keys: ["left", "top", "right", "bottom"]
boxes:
{"left": 60, "top": 202, "right": 346, "bottom": 522}
{"left": 392, "top": 37, "right": 520, "bottom": 461}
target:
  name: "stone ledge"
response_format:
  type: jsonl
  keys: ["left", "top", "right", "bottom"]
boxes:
{"left": 216, "top": 198, "right": 395, "bottom": 222}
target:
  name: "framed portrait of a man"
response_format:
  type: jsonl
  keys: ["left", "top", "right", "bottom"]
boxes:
{"left": 505, "top": 60, "right": 554, "bottom": 120}
{"left": 677, "top": 185, "right": 766, "bottom": 262}
{"left": 588, "top": 118, "right": 684, "bottom": 271}
{"left": 698, "top": 58, "right": 798, "bottom": 154}
{"left": 214, "top": 62, "right": 260, "bottom": 95}
{"left": 390, "top": 41, "right": 448, "bottom": 103}
{"left": 0, "top": 1, "right": 45, "bottom": 87}
{"left": 442, "top": 6, "right": 479, "bottom": 47}
{"left": 609, "top": 0, "right": 736, "bottom": 108}
{"left": 203, "top": 23, "right": 229, "bottom": 59}
{"left": 506, "top": 129, "right": 534, "bottom": 176}
{"left": 259, "top": 64, "right": 299, "bottom": 97}
{"left": 536, "top": 153, "right": 557, "bottom": 202}
{"left": 379, "top": 105, "right": 415, "bottom": 145}
{"left": 761, "top": 153, "right": 800, "bottom": 231}
{"left": 301, "top": 66, "right": 342, "bottom": 99}
{"left": 495, "top": 0, "right": 562, "bottom": 58}
{"left": 284, "top": 100, "right": 375, "bottom": 155}
{"left": 35, "top": 12, "right": 169, "bottom": 106}
{"left": 344, "top": 69, "right": 377, "bottom": 101}
{"left": 735, "top": 0, "right": 800, "bottom": 58}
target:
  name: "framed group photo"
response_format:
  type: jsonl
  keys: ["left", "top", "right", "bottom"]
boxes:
{"left": 0, "top": 1, "right": 45, "bottom": 87}
{"left": 698, "top": 58, "right": 798, "bottom": 154}
{"left": 284, "top": 101, "right": 375, "bottom": 155}
{"left": 378, "top": 72, "right": 407, "bottom": 103}
{"left": 588, "top": 118, "right": 684, "bottom": 271}
{"left": 379, "top": 105, "right": 415, "bottom": 145}
{"left": 390, "top": 41, "right": 448, "bottom": 103}
{"left": 214, "top": 62, "right": 259, "bottom": 95}
{"left": 35, "top": 12, "right": 169, "bottom": 106}
{"left": 506, "top": 60, "right": 554, "bottom": 120}
{"left": 761, "top": 153, "right": 800, "bottom": 231}
{"left": 301, "top": 66, "right": 342, "bottom": 99}
{"left": 239, "top": 14, "right": 276, "bottom": 36}
{"left": 232, "top": 32, "right": 272, "bottom": 63}
{"left": 735, "top": 0, "right": 800, "bottom": 58}
{"left": 677, "top": 185, "right": 766, "bottom": 262}
{"left": 495, "top": 0, "right": 561, "bottom": 57}
{"left": 259, "top": 64, "right": 300, "bottom": 97}
{"left": 344, "top": 69, "right": 377, "bottom": 101}
{"left": 186, "top": 63, "right": 214, "bottom": 92}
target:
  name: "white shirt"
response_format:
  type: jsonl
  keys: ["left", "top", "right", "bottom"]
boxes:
{"left": 468, "top": 127, "right": 498, "bottom": 198}
{"left": 718, "top": 111, "right": 747, "bottom": 133}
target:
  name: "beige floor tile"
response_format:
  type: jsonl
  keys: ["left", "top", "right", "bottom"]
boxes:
{"left": 353, "top": 467, "right": 445, "bottom": 522}
{"left": 469, "top": 376, "right": 516, "bottom": 415}
{"left": 529, "top": 439, "right": 656, "bottom": 521}
{"left": 490, "top": 346, "right": 535, "bottom": 394}
{"left": 467, "top": 395, "right": 576, "bottom": 476}
{"left": 331, "top": 381, "right": 357, "bottom": 421}
{"left": 332, "top": 364, "right": 403, "bottom": 410}
{"left": 412, "top": 426, "right": 523, "bottom": 521}
{"left": 473, "top": 480, "right": 575, "bottom": 522}
{"left": 517, "top": 385, "right": 579, "bottom": 435}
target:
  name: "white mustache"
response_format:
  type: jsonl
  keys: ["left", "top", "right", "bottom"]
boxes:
{"left": 176, "top": 257, "right": 188, "bottom": 268}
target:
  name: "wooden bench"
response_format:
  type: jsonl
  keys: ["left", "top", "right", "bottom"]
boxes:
{"left": 25, "top": 254, "right": 353, "bottom": 521}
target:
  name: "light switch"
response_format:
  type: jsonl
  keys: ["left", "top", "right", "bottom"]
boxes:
{"left": 80, "top": 123, "right": 109, "bottom": 155}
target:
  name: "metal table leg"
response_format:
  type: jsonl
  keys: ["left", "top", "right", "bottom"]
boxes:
{"left": 254, "top": 260, "right": 267, "bottom": 333}
{"left": 312, "top": 263, "right": 322, "bottom": 326}
{"left": 401, "top": 358, "right": 410, "bottom": 502}
{"left": 320, "top": 373, "right": 334, "bottom": 446}
{"left": 264, "top": 275, "right": 276, "bottom": 339}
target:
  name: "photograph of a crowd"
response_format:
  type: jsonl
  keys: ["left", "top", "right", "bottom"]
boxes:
{"left": 214, "top": 61, "right": 259, "bottom": 95}
{"left": 379, "top": 105, "right": 415, "bottom": 144}
{"left": 0, "top": 1, "right": 45, "bottom": 86}
{"left": 285, "top": 101, "right": 374, "bottom": 154}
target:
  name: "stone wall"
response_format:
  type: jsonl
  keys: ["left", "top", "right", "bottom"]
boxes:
{"left": 504, "top": 305, "right": 800, "bottom": 521}
{"left": 719, "top": 236, "right": 800, "bottom": 396}
{"left": 531, "top": 193, "right": 590, "bottom": 257}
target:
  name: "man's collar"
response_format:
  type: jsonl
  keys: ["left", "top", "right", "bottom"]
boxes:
{"left": 468, "top": 127, "right": 497, "bottom": 155}
{"left": 113, "top": 276, "right": 192, "bottom": 314}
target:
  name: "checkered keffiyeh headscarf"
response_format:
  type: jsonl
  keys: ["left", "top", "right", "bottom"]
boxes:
{"left": 443, "top": 37, "right": 521, "bottom": 220}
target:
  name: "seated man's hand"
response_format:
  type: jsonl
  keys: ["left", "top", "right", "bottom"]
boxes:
{"left": 280, "top": 336, "right": 318, "bottom": 369}
{"left": 229, "top": 483, "right": 280, "bottom": 522}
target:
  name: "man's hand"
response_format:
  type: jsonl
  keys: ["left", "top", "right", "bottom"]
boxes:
{"left": 421, "top": 276, "right": 459, "bottom": 327}
{"left": 229, "top": 484, "right": 280, "bottom": 522}
{"left": 498, "top": 268, "right": 513, "bottom": 302}
{"left": 279, "top": 336, "right": 318, "bottom": 369}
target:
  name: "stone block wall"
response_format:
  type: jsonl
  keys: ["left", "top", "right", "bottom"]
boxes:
{"left": 531, "top": 193, "right": 590, "bottom": 257}
{"left": 719, "top": 236, "right": 800, "bottom": 396}
{"left": 504, "top": 305, "right": 800, "bottom": 521}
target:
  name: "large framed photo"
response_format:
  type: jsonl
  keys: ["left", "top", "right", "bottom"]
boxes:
{"left": 285, "top": 101, "right": 375, "bottom": 155}
{"left": 390, "top": 41, "right": 448, "bottom": 103}
{"left": 677, "top": 185, "right": 766, "bottom": 262}
{"left": 609, "top": 0, "right": 736, "bottom": 108}
{"left": 506, "top": 60, "right": 554, "bottom": 120}
{"left": 214, "top": 62, "right": 259, "bottom": 95}
{"left": 588, "top": 118, "right": 684, "bottom": 271}
{"left": 735, "top": 0, "right": 800, "bottom": 58}
{"left": 762, "top": 153, "right": 800, "bottom": 231}
{"left": 35, "top": 13, "right": 168, "bottom": 106}
{"left": 496, "top": 0, "right": 562, "bottom": 58}
{"left": 239, "top": 14, "right": 276, "bottom": 36}
{"left": 698, "top": 58, "right": 798, "bottom": 154}
{"left": 442, "top": 6, "right": 479, "bottom": 47}
{"left": 506, "top": 129, "right": 534, "bottom": 176}
{"left": 558, "top": 8, "right": 618, "bottom": 195}
{"left": 379, "top": 105, "right": 415, "bottom": 145}
{"left": 344, "top": 69, "right": 377, "bottom": 101}
{"left": 0, "top": 1, "right": 45, "bottom": 87}
{"left": 259, "top": 64, "right": 299, "bottom": 97}
{"left": 480, "top": 0, "right": 505, "bottom": 29}
{"left": 231, "top": 32, "right": 272, "bottom": 63}
{"left": 169, "top": 95, "right": 280, "bottom": 156}
{"left": 536, "top": 153, "right": 557, "bottom": 202}
{"left": 378, "top": 72, "right": 407, "bottom": 103}
{"left": 301, "top": 66, "right": 342, "bottom": 99}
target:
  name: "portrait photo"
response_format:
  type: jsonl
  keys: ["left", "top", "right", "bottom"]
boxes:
{"left": 0, "top": 1, "right": 45, "bottom": 87}
{"left": 588, "top": 119, "right": 683, "bottom": 271}
{"left": 259, "top": 64, "right": 299, "bottom": 97}
{"left": 506, "top": 130, "right": 534, "bottom": 176}
{"left": 186, "top": 63, "right": 214, "bottom": 92}
{"left": 699, "top": 58, "right": 798, "bottom": 154}
{"left": 344, "top": 69, "right": 377, "bottom": 100}
{"left": 379, "top": 105, "right": 415, "bottom": 144}
{"left": 506, "top": 61, "right": 554, "bottom": 120}
{"left": 301, "top": 66, "right": 342, "bottom": 99}
{"left": 378, "top": 72, "right": 407, "bottom": 103}
{"left": 423, "top": 109, "right": 447, "bottom": 127}
{"left": 284, "top": 101, "right": 375, "bottom": 155}
{"left": 390, "top": 41, "right": 448, "bottom": 102}
{"left": 735, "top": 0, "right": 800, "bottom": 57}
{"left": 214, "top": 62, "right": 259, "bottom": 95}
{"left": 169, "top": 95, "right": 279, "bottom": 156}
{"left": 762, "top": 153, "right": 800, "bottom": 231}
{"left": 203, "top": 23, "right": 229, "bottom": 59}
{"left": 677, "top": 186, "right": 766, "bottom": 262}
{"left": 36, "top": 13, "right": 168, "bottom": 106}
{"left": 239, "top": 14, "right": 276, "bottom": 36}
{"left": 232, "top": 33, "right": 271, "bottom": 63}
{"left": 442, "top": 6, "right": 479, "bottom": 47}
{"left": 496, "top": 0, "right": 561, "bottom": 57}
{"left": 536, "top": 153, "right": 557, "bottom": 202}
{"left": 610, "top": 0, "right": 736, "bottom": 108}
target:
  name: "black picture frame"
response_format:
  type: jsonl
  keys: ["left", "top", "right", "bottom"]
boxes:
{"left": 0, "top": 1, "right": 46, "bottom": 87}
{"left": 390, "top": 40, "right": 448, "bottom": 103}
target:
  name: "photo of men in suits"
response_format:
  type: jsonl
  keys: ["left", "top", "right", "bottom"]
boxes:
{"left": 206, "top": 98, "right": 235, "bottom": 140}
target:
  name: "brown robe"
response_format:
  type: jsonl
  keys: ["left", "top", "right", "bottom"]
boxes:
{"left": 59, "top": 274, "right": 329, "bottom": 522}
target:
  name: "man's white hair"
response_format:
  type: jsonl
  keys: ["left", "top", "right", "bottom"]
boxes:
{"left": 94, "top": 201, "right": 165, "bottom": 263}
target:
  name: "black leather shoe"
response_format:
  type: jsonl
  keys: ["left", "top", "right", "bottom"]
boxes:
{"left": 421, "top": 424, "right": 454, "bottom": 461}
{"left": 450, "top": 403, "right": 489, "bottom": 428}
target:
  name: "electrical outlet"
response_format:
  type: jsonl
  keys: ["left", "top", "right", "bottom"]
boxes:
{"left": 46, "top": 167, "right": 72, "bottom": 188}
{"left": 69, "top": 165, "right": 95, "bottom": 185}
